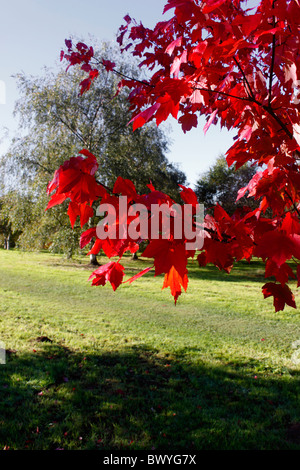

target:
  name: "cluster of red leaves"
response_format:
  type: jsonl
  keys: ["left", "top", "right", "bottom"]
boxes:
{"left": 50, "top": 0, "right": 300, "bottom": 311}
{"left": 46, "top": 149, "right": 106, "bottom": 227}
{"left": 47, "top": 151, "right": 201, "bottom": 304}
{"left": 61, "top": 40, "right": 115, "bottom": 94}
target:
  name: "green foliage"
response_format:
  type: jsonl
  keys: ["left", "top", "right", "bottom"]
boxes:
{"left": 194, "top": 155, "right": 258, "bottom": 215}
{"left": 0, "top": 192, "right": 29, "bottom": 249}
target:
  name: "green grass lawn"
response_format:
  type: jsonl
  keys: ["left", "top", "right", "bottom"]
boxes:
{"left": 0, "top": 248, "right": 300, "bottom": 450}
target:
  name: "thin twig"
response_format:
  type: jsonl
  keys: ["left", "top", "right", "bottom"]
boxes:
{"left": 284, "top": 189, "right": 300, "bottom": 219}
{"left": 95, "top": 179, "right": 115, "bottom": 194}
{"left": 262, "top": 105, "right": 293, "bottom": 140}
{"left": 192, "top": 86, "right": 250, "bottom": 101}
{"left": 93, "top": 58, "right": 155, "bottom": 89}
{"left": 233, "top": 56, "right": 255, "bottom": 100}
{"left": 268, "top": 34, "right": 276, "bottom": 107}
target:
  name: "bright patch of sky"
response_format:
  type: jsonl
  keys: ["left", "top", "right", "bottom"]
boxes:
{"left": 0, "top": 0, "right": 237, "bottom": 188}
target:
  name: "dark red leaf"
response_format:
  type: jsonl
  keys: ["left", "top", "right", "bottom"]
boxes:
{"left": 262, "top": 282, "right": 296, "bottom": 312}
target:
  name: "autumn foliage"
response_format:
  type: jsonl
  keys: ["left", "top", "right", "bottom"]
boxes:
{"left": 47, "top": 0, "right": 300, "bottom": 311}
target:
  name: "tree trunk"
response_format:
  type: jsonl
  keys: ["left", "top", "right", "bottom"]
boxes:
{"left": 88, "top": 217, "right": 100, "bottom": 266}
{"left": 89, "top": 239, "right": 101, "bottom": 266}
{"left": 89, "top": 253, "right": 100, "bottom": 266}
{"left": 5, "top": 234, "right": 10, "bottom": 250}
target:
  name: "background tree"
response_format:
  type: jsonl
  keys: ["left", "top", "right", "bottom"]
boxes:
{"left": 0, "top": 196, "right": 14, "bottom": 249}
{"left": 0, "top": 40, "right": 186, "bottom": 259}
{"left": 0, "top": 191, "right": 31, "bottom": 250}
{"left": 195, "top": 155, "right": 259, "bottom": 215}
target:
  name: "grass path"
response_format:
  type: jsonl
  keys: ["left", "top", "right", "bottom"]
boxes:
{"left": 0, "top": 249, "right": 300, "bottom": 450}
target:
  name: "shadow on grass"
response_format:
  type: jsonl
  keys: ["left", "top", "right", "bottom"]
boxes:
{"left": 43, "top": 253, "right": 280, "bottom": 286}
{"left": 137, "top": 258, "right": 267, "bottom": 284}
{"left": 114, "top": 258, "right": 269, "bottom": 285}
{"left": 1, "top": 342, "right": 300, "bottom": 450}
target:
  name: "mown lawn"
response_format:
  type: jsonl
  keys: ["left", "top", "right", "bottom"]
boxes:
{"left": 0, "top": 249, "right": 300, "bottom": 450}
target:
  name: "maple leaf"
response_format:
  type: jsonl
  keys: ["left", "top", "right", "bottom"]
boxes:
{"left": 178, "top": 113, "right": 198, "bottom": 133}
{"left": 142, "top": 239, "right": 187, "bottom": 278}
{"left": 198, "top": 240, "right": 234, "bottom": 273}
{"left": 170, "top": 50, "right": 187, "bottom": 78}
{"left": 80, "top": 227, "right": 97, "bottom": 249}
{"left": 162, "top": 265, "right": 188, "bottom": 305}
{"left": 67, "top": 201, "right": 94, "bottom": 228}
{"left": 142, "top": 239, "right": 188, "bottom": 302}
{"left": 46, "top": 150, "right": 106, "bottom": 226}
{"left": 113, "top": 176, "right": 137, "bottom": 202}
{"left": 254, "top": 230, "right": 300, "bottom": 268}
{"left": 202, "top": 0, "right": 227, "bottom": 14}
{"left": 203, "top": 110, "right": 218, "bottom": 135}
{"left": 79, "top": 78, "right": 92, "bottom": 95}
{"left": 281, "top": 212, "right": 300, "bottom": 235}
{"left": 129, "top": 103, "right": 161, "bottom": 131}
{"left": 89, "top": 262, "right": 125, "bottom": 291}
{"left": 102, "top": 59, "right": 116, "bottom": 72}
{"left": 88, "top": 238, "right": 118, "bottom": 258}
{"left": 189, "top": 42, "right": 208, "bottom": 68}
{"left": 231, "top": 13, "right": 262, "bottom": 36}
{"left": 165, "top": 36, "right": 182, "bottom": 56}
{"left": 264, "top": 259, "right": 295, "bottom": 286}
{"left": 179, "top": 184, "right": 199, "bottom": 206}
{"left": 262, "top": 282, "right": 296, "bottom": 312}
{"left": 137, "top": 189, "right": 174, "bottom": 210}
{"left": 155, "top": 94, "right": 180, "bottom": 125}
{"left": 163, "top": 0, "right": 194, "bottom": 14}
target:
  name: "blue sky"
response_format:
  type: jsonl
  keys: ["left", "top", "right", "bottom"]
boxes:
{"left": 0, "top": 0, "right": 236, "bottom": 188}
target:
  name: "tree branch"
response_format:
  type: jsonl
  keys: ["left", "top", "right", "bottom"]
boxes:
{"left": 233, "top": 57, "right": 255, "bottom": 100}
{"left": 262, "top": 105, "right": 294, "bottom": 140}
{"left": 192, "top": 85, "right": 250, "bottom": 101}
{"left": 284, "top": 189, "right": 300, "bottom": 219}
{"left": 268, "top": 34, "right": 276, "bottom": 107}
{"left": 53, "top": 113, "right": 88, "bottom": 146}
{"left": 93, "top": 58, "right": 155, "bottom": 89}
{"left": 192, "top": 86, "right": 294, "bottom": 140}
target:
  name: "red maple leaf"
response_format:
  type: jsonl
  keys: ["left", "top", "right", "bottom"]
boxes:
{"left": 262, "top": 282, "right": 296, "bottom": 312}
{"left": 198, "top": 240, "right": 234, "bottom": 273}
{"left": 142, "top": 240, "right": 188, "bottom": 303}
{"left": 162, "top": 265, "right": 188, "bottom": 304}
{"left": 142, "top": 239, "right": 187, "bottom": 278}
{"left": 264, "top": 259, "right": 295, "bottom": 286}
{"left": 67, "top": 201, "right": 94, "bottom": 228}
{"left": 178, "top": 113, "right": 198, "bottom": 133}
{"left": 89, "top": 262, "right": 125, "bottom": 291}
{"left": 46, "top": 150, "right": 106, "bottom": 226}
{"left": 254, "top": 230, "right": 300, "bottom": 268}
{"left": 79, "top": 227, "right": 97, "bottom": 249}
{"left": 179, "top": 184, "right": 199, "bottom": 206}
{"left": 113, "top": 176, "right": 137, "bottom": 202}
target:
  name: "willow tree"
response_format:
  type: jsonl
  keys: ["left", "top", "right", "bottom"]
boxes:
{"left": 1, "top": 40, "right": 185, "bottom": 259}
